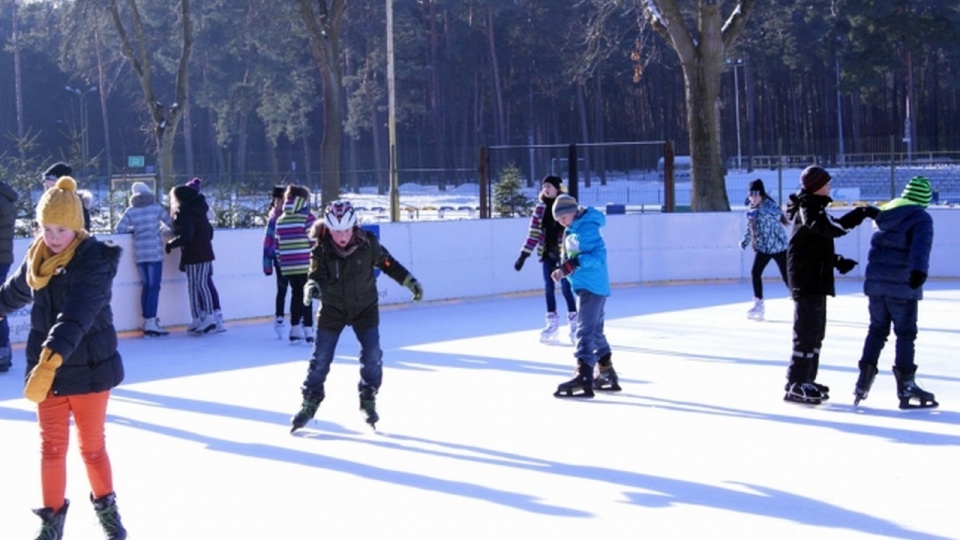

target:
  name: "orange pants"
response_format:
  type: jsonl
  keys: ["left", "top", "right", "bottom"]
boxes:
{"left": 37, "top": 390, "right": 114, "bottom": 511}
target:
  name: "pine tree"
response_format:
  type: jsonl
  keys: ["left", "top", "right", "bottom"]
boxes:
{"left": 494, "top": 163, "right": 532, "bottom": 218}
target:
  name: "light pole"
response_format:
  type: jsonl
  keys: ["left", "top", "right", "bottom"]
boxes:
{"left": 726, "top": 58, "right": 743, "bottom": 170}
{"left": 65, "top": 85, "right": 97, "bottom": 172}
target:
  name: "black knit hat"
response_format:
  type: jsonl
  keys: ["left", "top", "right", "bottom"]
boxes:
{"left": 800, "top": 166, "right": 831, "bottom": 193}
{"left": 541, "top": 175, "right": 562, "bottom": 191}
{"left": 43, "top": 162, "right": 72, "bottom": 182}
{"left": 748, "top": 179, "right": 766, "bottom": 197}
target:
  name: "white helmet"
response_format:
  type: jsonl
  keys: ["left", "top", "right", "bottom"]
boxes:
{"left": 324, "top": 200, "right": 357, "bottom": 231}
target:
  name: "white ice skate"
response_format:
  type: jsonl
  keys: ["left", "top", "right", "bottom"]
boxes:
{"left": 747, "top": 298, "right": 764, "bottom": 321}
{"left": 567, "top": 312, "right": 578, "bottom": 345}
{"left": 539, "top": 313, "right": 560, "bottom": 343}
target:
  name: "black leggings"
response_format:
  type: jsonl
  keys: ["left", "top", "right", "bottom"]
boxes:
{"left": 751, "top": 251, "right": 788, "bottom": 299}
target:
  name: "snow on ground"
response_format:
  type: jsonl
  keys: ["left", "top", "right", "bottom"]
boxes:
{"left": 1, "top": 279, "right": 958, "bottom": 539}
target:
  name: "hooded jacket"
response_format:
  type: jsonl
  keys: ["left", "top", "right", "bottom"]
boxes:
{"left": 115, "top": 191, "right": 173, "bottom": 263}
{"left": 863, "top": 204, "right": 933, "bottom": 300}
{"left": 0, "top": 238, "right": 124, "bottom": 395}
{"left": 167, "top": 187, "right": 215, "bottom": 271}
{"left": 275, "top": 195, "right": 316, "bottom": 276}
{"left": 741, "top": 197, "right": 788, "bottom": 254}
{"left": 785, "top": 192, "right": 864, "bottom": 298}
{"left": 560, "top": 207, "right": 610, "bottom": 296}
{"left": 308, "top": 225, "right": 412, "bottom": 331}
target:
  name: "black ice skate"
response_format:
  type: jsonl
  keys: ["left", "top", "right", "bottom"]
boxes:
{"left": 290, "top": 393, "right": 322, "bottom": 433}
{"left": 554, "top": 362, "right": 594, "bottom": 398}
{"left": 893, "top": 366, "right": 938, "bottom": 410}
{"left": 359, "top": 388, "right": 379, "bottom": 430}
{"left": 594, "top": 353, "right": 621, "bottom": 392}
{"left": 853, "top": 362, "right": 878, "bottom": 406}
{"left": 783, "top": 382, "right": 823, "bottom": 405}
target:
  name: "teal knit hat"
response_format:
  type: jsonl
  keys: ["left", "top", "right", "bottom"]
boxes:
{"left": 901, "top": 176, "right": 932, "bottom": 207}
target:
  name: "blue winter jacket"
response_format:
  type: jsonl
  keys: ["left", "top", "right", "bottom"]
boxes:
{"left": 863, "top": 203, "right": 933, "bottom": 300}
{"left": 740, "top": 197, "right": 788, "bottom": 254}
{"left": 561, "top": 207, "right": 610, "bottom": 296}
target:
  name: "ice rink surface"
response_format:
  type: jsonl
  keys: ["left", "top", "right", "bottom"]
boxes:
{"left": 1, "top": 279, "right": 958, "bottom": 539}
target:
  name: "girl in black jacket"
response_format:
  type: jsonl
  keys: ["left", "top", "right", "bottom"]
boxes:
{"left": 0, "top": 177, "right": 127, "bottom": 538}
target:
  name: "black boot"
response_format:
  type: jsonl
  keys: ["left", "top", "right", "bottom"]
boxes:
{"left": 92, "top": 492, "right": 127, "bottom": 540}
{"left": 893, "top": 365, "right": 938, "bottom": 410}
{"left": 593, "top": 353, "right": 622, "bottom": 391}
{"left": 554, "top": 361, "right": 594, "bottom": 398}
{"left": 290, "top": 392, "right": 323, "bottom": 433}
{"left": 853, "top": 361, "right": 878, "bottom": 406}
{"left": 359, "top": 387, "right": 379, "bottom": 430}
{"left": 32, "top": 499, "right": 69, "bottom": 540}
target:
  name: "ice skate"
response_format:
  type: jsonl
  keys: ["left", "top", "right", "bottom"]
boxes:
{"left": 853, "top": 362, "right": 878, "bottom": 406}
{"left": 290, "top": 393, "right": 322, "bottom": 433}
{"left": 359, "top": 388, "right": 379, "bottom": 430}
{"left": 594, "top": 353, "right": 621, "bottom": 391}
{"left": 893, "top": 366, "right": 938, "bottom": 410}
{"left": 289, "top": 323, "right": 305, "bottom": 344}
{"left": 214, "top": 310, "right": 227, "bottom": 333}
{"left": 539, "top": 312, "right": 560, "bottom": 343}
{"left": 567, "top": 312, "right": 578, "bottom": 345}
{"left": 554, "top": 362, "right": 594, "bottom": 398}
{"left": 747, "top": 298, "right": 764, "bottom": 321}
{"left": 273, "top": 317, "right": 286, "bottom": 340}
{"left": 142, "top": 317, "right": 169, "bottom": 337}
{"left": 188, "top": 312, "right": 217, "bottom": 336}
{"left": 304, "top": 325, "right": 315, "bottom": 344}
{"left": 811, "top": 381, "right": 830, "bottom": 402}
{"left": 783, "top": 382, "right": 823, "bottom": 405}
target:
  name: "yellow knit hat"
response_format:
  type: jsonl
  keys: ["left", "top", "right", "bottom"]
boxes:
{"left": 37, "top": 176, "right": 84, "bottom": 231}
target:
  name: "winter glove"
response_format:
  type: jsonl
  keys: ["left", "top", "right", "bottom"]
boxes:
{"left": 862, "top": 205, "right": 881, "bottom": 220}
{"left": 550, "top": 259, "right": 579, "bottom": 282}
{"left": 164, "top": 242, "right": 173, "bottom": 254}
{"left": 835, "top": 256, "right": 858, "bottom": 275}
{"left": 24, "top": 348, "right": 63, "bottom": 403}
{"left": 909, "top": 270, "right": 927, "bottom": 289}
{"left": 837, "top": 206, "right": 870, "bottom": 229}
{"left": 303, "top": 280, "right": 321, "bottom": 306}
{"left": 403, "top": 275, "right": 423, "bottom": 302}
{"left": 739, "top": 238, "right": 748, "bottom": 250}
{"left": 514, "top": 252, "right": 529, "bottom": 272}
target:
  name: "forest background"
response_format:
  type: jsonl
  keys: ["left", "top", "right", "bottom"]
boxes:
{"left": 0, "top": 0, "right": 958, "bottom": 224}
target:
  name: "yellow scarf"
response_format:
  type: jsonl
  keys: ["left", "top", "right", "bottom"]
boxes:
{"left": 26, "top": 231, "right": 89, "bottom": 290}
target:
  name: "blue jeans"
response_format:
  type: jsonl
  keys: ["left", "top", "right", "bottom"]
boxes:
{"left": 860, "top": 295, "right": 918, "bottom": 370}
{"left": 541, "top": 257, "right": 577, "bottom": 313}
{"left": 0, "top": 262, "right": 9, "bottom": 348}
{"left": 300, "top": 324, "right": 383, "bottom": 398}
{"left": 573, "top": 291, "right": 610, "bottom": 368}
{"left": 137, "top": 261, "right": 164, "bottom": 319}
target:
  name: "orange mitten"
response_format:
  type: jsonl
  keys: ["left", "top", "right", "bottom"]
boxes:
{"left": 24, "top": 348, "right": 63, "bottom": 403}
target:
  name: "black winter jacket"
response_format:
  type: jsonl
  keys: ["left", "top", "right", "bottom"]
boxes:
{"left": 0, "top": 238, "right": 124, "bottom": 396}
{"left": 0, "top": 182, "right": 18, "bottom": 265}
{"left": 167, "top": 193, "right": 215, "bottom": 271}
{"left": 308, "top": 226, "right": 412, "bottom": 331}
{"left": 785, "top": 193, "right": 866, "bottom": 298}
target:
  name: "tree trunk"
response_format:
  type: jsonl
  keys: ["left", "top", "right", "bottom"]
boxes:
{"left": 486, "top": 6, "right": 506, "bottom": 145}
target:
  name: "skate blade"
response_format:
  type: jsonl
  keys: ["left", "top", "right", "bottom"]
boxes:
{"left": 594, "top": 383, "right": 622, "bottom": 392}
{"left": 783, "top": 394, "right": 822, "bottom": 405}
{"left": 553, "top": 389, "right": 595, "bottom": 398}
{"left": 898, "top": 399, "right": 939, "bottom": 410}
{"left": 143, "top": 331, "right": 169, "bottom": 338}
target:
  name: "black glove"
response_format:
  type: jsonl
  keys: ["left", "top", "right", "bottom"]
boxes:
{"left": 835, "top": 256, "right": 857, "bottom": 275}
{"left": 863, "top": 205, "right": 881, "bottom": 220}
{"left": 836, "top": 207, "right": 869, "bottom": 229}
{"left": 164, "top": 242, "right": 173, "bottom": 254}
{"left": 909, "top": 270, "right": 927, "bottom": 289}
{"left": 514, "top": 253, "right": 529, "bottom": 272}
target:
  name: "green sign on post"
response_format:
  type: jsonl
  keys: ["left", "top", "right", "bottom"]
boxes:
{"left": 127, "top": 155, "right": 145, "bottom": 168}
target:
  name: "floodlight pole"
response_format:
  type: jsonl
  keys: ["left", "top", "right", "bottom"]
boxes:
{"left": 387, "top": 0, "right": 400, "bottom": 222}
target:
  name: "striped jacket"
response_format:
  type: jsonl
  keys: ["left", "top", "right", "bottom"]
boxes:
{"left": 115, "top": 192, "right": 173, "bottom": 263}
{"left": 275, "top": 196, "right": 316, "bottom": 276}
{"left": 519, "top": 197, "right": 563, "bottom": 260}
